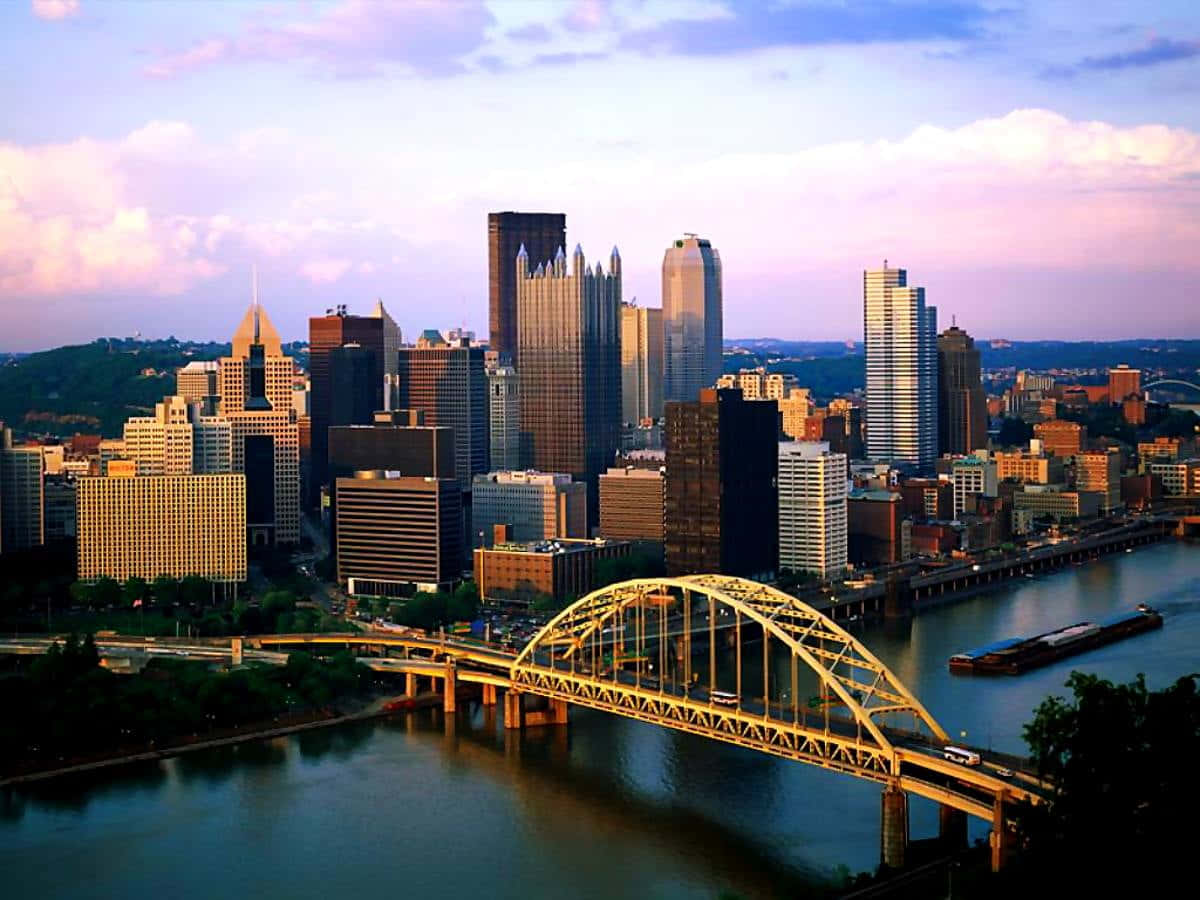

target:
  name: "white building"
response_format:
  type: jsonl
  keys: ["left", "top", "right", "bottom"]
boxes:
{"left": 864, "top": 263, "right": 937, "bottom": 470}
{"left": 778, "top": 441, "right": 847, "bottom": 578}
{"left": 951, "top": 453, "right": 998, "bottom": 518}
{"left": 471, "top": 470, "right": 587, "bottom": 547}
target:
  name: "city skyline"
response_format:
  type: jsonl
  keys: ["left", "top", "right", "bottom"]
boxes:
{"left": 3, "top": 1, "right": 1200, "bottom": 350}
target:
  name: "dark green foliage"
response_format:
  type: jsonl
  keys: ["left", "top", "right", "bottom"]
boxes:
{"left": 1015, "top": 672, "right": 1200, "bottom": 891}
{"left": 1059, "top": 404, "right": 1135, "bottom": 446}
{"left": 92, "top": 577, "right": 121, "bottom": 609}
{"left": 0, "top": 638, "right": 374, "bottom": 771}
{"left": 593, "top": 550, "right": 666, "bottom": 591}
{"left": 995, "top": 417, "right": 1033, "bottom": 448}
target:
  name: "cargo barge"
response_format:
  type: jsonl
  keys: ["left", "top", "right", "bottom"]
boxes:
{"left": 949, "top": 606, "right": 1163, "bottom": 675}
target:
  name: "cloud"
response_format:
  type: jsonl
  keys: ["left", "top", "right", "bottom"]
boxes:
{"left": 144, "top": 0, "right": 494, "bottom": 79}
{"left": 622, "top": 1, "right": 989, "bottom": 56}
{"left": 1078, "top": 36, "right": 1200, "bottom": 71}
{"left": 506, "top": 23, "right": 552, "bottom": 43}
{"left": 299, "top": 258, "right": 352, "bottom": 284}
{"left": 31, "top": 0, "right": 78, "bottom": 21}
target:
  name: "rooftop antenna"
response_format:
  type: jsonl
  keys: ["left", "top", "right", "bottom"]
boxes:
{"left": 251, "top": 265, "right": 261, "bottom": 342}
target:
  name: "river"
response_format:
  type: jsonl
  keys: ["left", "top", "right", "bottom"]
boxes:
{"left": 3, "top": 541, "right": 1198, "bottom": 899}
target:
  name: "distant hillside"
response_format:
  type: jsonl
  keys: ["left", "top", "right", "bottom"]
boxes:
{"left": 0, "top": 339, "right": 227, "bottom": 439}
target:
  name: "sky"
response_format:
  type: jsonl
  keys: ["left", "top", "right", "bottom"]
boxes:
{"left": 1, "top": 0, "right": 1198, "bottom": 351}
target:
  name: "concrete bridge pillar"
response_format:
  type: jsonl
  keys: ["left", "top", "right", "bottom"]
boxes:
{"left": 990, "top": 792, "right": 1011, "bottom": 872}
{"left": 405, "top": 672, "right": 416, "bottom": 697}
{"left": 880, "top": 783, "right": 908, "bottom": 870}
{"left": 443, "top": 663, "right": 457, "bottom": 714}
{"left": 939, "top": 804, "right": 968, "bottom": 850}
{"left": 481, "top": 683, "right": 497, "bottom": 706}
{"left": 231, "top": 637, "right": 243, "bottom": 667}
{"left": 504, "top": 690, "right": 524, "bottom": 730}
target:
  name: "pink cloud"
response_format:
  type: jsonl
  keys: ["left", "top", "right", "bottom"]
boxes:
{"left": 144, "top": 0, "right": 494, "bottom": 78}
{"left": 299, "top": 257, "right": 352, "bottom": 284}
{"left": 31, "top": 0, "right": 78, "bottom": 22}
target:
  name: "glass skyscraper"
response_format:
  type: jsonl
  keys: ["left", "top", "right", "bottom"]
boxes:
{"left": 662, "top": 234, "right": 723, "bottom": 404}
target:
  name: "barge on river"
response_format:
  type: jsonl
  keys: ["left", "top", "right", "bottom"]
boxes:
{"left": 949, "top": 606, "right": 1162, "bottom": 675}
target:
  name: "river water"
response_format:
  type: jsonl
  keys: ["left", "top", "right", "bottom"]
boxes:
{"left": 4, "top": 542, "right": 1198, "bottom": 899}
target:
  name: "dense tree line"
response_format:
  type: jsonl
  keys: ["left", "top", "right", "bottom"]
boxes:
{"left": 358, "top": 582, "right": 481, "bottom": 631}
{"left": 0, "top": 635, "right": 375, "bottom": 772}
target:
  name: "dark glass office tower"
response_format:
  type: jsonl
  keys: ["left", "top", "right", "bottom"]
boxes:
{"left": 665, "top": 387, "right": 778, "bottom": 579}
{"left": 329, "top": 345, "right": 379, "bottom": 429}
{"left": 488, "top": 211, "right": 566, "bottom": 364}
{"left": 308, "top": 312, "right": 384, "bottom": 507}
{"left": 937, "top": 325, "right": 987, "bottom": 456}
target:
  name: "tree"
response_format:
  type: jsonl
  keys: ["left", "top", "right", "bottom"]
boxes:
{"left": 92, "top": 577, "right": 121, "bottom": 609}
{"left": 123, "top": 577, "right": 149, "bottom": 609}
{"left": 1016, "top": 672, "right": 1200, "bottom": 891}
{"left": 68, "top": 580, "right": 93, "bottom": 608}
{"left": 152, "top": 575, "right": 179, "bottom": 606}
{"left": 996, "top": 417, "right": 1033, "bottom": 448}
{"left": 179, "top": 575, "right": 210, "bottom": 609}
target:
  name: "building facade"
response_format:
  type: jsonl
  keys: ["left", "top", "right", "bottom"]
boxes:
{"left": 308, "top": 311, "right": 384, "bottom": 507}
{"left": 937, "top": 325, "right": 987, "bottom": 457}
{"left": 951, "top": 454, "right": 998, "bottom": 518}
{"left": 665, "top": 388, "right": 778, "bottom": 579}
{"left": 663, "top": 235, "right": 723, "bottom": 405}
{"left": 397, "top": 336, "right": 489, "bottom": 491}
{"left": 0, "top": 426, "right": 43, "bottom": 554}
{"left": 1033, "top": 420, "right": 1087, "bottom": 459}
{"left": 473, "top": 537, "right": 632, "bottom": 606}
{"left": 994, "top": 444, "right": 1065, "bottom": 485}
{"left": 488, "top": 365, "right": 521, "bottom": 471}
{"left": 334, "top": 472, "right": 462, "bottom": 596}
{"left": 471, "top": 470, "right": 587, "bottom": 547}
{"left": 598, "top": 466, "right": 665, "bottom": 543}
{"left": 620, "top": 302, "right": 664, "bottom": 424}
{"left": 76, "top": 472, "right": 247, "bottom": 582}
{"left": 488, "top": 211, "right": 567, "bottom": 364}
{"left": 1012, "top": 487, "right": 1101, "bottom": 522}
{"left": 777, "top": 442, "right": 847, "bottom": 578}
{"left": 1075, "top": 448, "right": 1123, "bottom": 514}
{"left": 176, "top": 360, "right": 220, "bottom": 415}
{"left": 516, "top": 244, "right": 621, "bottom": 507}
{"left": 1108, "top": 365, "right": 1141, "bottom": 403}
{"left": 370, "top": 299, "right": 403, "bottom": 410}
{"left": 864, "top": 264, "right": 938, "bottom": 469}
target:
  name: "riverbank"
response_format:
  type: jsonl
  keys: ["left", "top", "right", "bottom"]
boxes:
{"left": 0, "top": 691, "right": 441, "bottom": 789}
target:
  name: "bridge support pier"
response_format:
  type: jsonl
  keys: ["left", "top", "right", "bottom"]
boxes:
{"left": 230, "top": 637, "right": 243, "bottom": 666}
{"left": 880, "top": 783, "right": 908, "bottom": 870}
{"left": 990, "top": 792, "right": 1011, "bottom": 872}
{"left": 503, "top": 690, "right": 524, "bottom": 730}
{"left": 939, "top": 804, "right": 968, "bottom": 850}
{"left": 443, "top": 664, "right": 456, "bottom": 714}
{"left": 524, "top": 698, "right": 569, "bottom": 728}
{"left": 405, "top": 673, "right": 416, "bottom": 697}
{"left": 481, "top": 683, "right": 497, "bottom": 706}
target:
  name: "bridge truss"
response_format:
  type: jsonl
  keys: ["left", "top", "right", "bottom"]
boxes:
{"left": 511, "top": 575, "right": 950, "bottom": 782}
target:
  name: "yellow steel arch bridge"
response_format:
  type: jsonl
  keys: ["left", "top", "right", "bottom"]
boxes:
{"left": 508, "top": 575, "right": 1046, "bottom": 870}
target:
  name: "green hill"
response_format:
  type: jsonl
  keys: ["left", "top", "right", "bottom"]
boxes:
{"left": 0, "top": 339, "right": 227, "bottom": 439}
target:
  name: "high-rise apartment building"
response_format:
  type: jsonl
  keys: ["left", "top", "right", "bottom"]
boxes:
{"left": 488, "top": 211, "right": 567, "bottom": 364}
{"left": 864, "top": 263, "right": 937, "bottom": 469}
{"left": 220, "top": 299, "right": 300, "bottom": 544}
{"left": 176, "top": 361, "right": 220, "bottom": 415}
{"left": 471, "top": 470, "right": 587, "bottom": 547}
{"left": 396, "top": 335, "right": 489, "bottom": 491}
{"left": 516, "top": 244, "right": 621, "bottom": 508}
{"left": 779, "top": 389, "right": 815, "bottom": 440}
{"left": 335, "top": 472, "right": 462, "bottom": 596}
{"left": 123, "top": 395, "right": 232, "bottom": 477}
{"left": 1108, "top": 365, "right": 1141, "bottom": 403}
{"left": 1076, "top": 447, "right": 1123, "bottom": 514}
{"left": 599, "top": 466, "right": 665, "bottom": 543}
{"left": 620, "top": 302, "right": 664, "bottom": 424}
{"left": 488, "top": 365, "right": 521, "bottom": 471}
{"left": 370, "top": 299, "right": 403, "bottom": 410}
{"left": 0, "top": 424, "right": 44, "bottom": 554}
{"left": 665, "top": 388, "right": 778, "bottom": 578}
{"left": 777, "top": 442, "right": 848, "bottom": 578}
{"left": 308, "top": 310, "right": 384, "bottom": 507}
{"left": 76, "top": 471, "right": 247, "bottom": 583}
{"left": 663, "top": 235, "right": 723, "bottom": 405}
{"left": 937, "top": 325, "right": 987, "bottom": 456}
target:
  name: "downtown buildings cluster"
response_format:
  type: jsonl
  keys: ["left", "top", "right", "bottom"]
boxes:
{"left": 2, "top": 214, "right": 1198, "bottom": 610}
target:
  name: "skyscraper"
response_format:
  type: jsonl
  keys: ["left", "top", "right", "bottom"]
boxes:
{"left": 219, "top": 296, "right": 300, "bottom": 545}
{"left": 308, "top": 310, "right": 384, "bottom": 507}
{"left": 0, "top": 424, "right": 43, "bottom": 554}
{"left": 396, "top": 334, "right": 489, "bottom": 492}
{"left": 517, "top": 243, "right": 621, "bottom": 511}
{"left": 329, "top": 345, "right": 380, "bottom": 429}
{"left": 662, "top": 234, "right": 723, "bottom": 404}
{"left": 620, "top": 302, "right": 664, "bottom": 424}
{"left": 488, "top": 365, "right": 521, "bottom": 471}
{"left": 370, "top": 299, "right": 402, "bottom": 410}
{"left": 863, "top": 263, "right": 937, "bottom": 470}
{"left": 488, "top": 211, "right": 567, "bottom": 364}
{"left": 937, "top": 325, "right": 987, "bottom": 456}
{"left": 777, "top": 441, "right": 848, "bottom": 578}
{"left": 664, "top": 388, "right": 778, "bottom": 578}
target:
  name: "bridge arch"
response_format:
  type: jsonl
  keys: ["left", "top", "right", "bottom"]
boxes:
{"left": 1143, "top": 379, "right": 1200, "bottom": 395}
{"left": 513, "top": 575, "right": 949, "bottom": 766}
